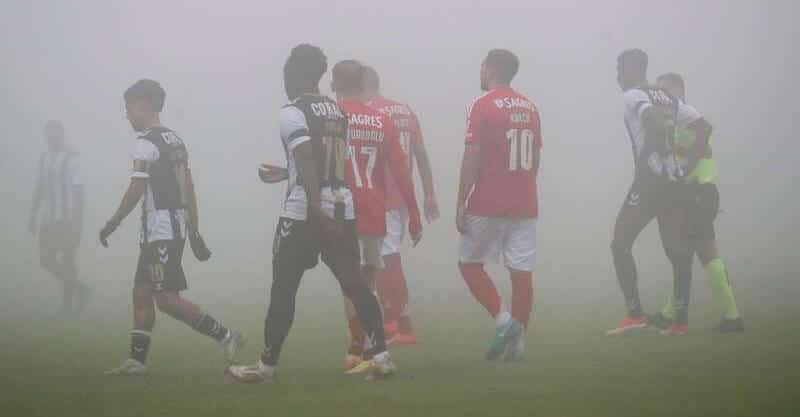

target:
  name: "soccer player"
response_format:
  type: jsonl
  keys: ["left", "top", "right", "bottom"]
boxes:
{"left": 101, "top": 79, "right": 243, "bottom": 376}
{"left": 456, "top": 49, "right": 541, "bottom": 361}
{"left": 225, "top": 45, "right": 396, "bottom": 383}
{"left": 608, "top": 49, "right": 713, "bottom": 336}
{"left": 331, "top": 60, "right": 423, "bottom": 372}
{"left": 648, "top": 73, "right": 743, "bottom": 333}
{"left": 29, "top": 120, "right": 90, "bottom": 316}
{"left": 364, "top": 66, "right": 440, "bottom": 345}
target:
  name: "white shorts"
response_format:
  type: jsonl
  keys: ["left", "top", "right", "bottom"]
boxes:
{"left": 458, "top": 215, "right": 537, "bottom": 272}
{"left": 381, "top": 208, "right": 408, "bottom": 256}
{"left": 359, "top": 235, "right": 385, "bottom": 268}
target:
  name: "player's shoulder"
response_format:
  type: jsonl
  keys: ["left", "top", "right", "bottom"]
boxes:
{"left": 370, "top": 96, "right": 414, "bottom": 119}
{"left": 467, "top": 90, "right": 494, "bottom": 115}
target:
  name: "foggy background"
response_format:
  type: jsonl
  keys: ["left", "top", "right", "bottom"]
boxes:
{"left": 1, "top": 1, "right": 798, "bottom": 329}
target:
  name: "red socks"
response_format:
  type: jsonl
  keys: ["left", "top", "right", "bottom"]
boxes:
{"left": 459, "top": 263, "right": 501, "bottom": 317}
{"left": 510, "top": 270, "right": 533, "bottom": 328}
{"left": 378, "top": 254, "right": 407, "bottom": 326}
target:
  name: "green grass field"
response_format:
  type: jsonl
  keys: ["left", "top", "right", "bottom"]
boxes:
{"left": 1, "top": 268, "right": 797, "bottom": 417}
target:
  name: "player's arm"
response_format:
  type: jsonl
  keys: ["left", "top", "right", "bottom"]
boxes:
{"left": 456, "top": 99, "right": 483, "bottom": 234}
{"left": 456, "top": 143, "right": 480, "bottom": 234}
{"left": 258, "top": 163, "right": 289, "bottom": 183}
{"left": 99, "top": 176, "right": 146, "bottom": 247}
{"left": 185, "top": 167, "right": 200, "bottom": 231}
{"left": 409, "top": 116, "right": 439, "bottom": 223}
{"left": 531, "top": 112, "right": 543, "bottom": 176}
{"left": 687, "top": 118, "right": 712, "bottom": 158}
{"left": 28, "top": 156, "right": 44, "bottom": 235}
{"left": 72, "top": 183, "right": 85, "bottom": 241}
{"left": 387, "top": 124, "right": 422, "bottom": 245}
{"left": 293, "top": 141, "right": 328, "bottom": 222}
{"left": 100, "top": 139, "right": 156, "bottom": 247}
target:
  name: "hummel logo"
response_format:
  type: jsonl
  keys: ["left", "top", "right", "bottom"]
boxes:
{"left": 133, "top": 347, "right": 144, "bottom": 353}
{"left": 158, "top": 246, "right": 169, "bottom": 263}
{"left": 628, "top": 192, "right": 641, "bottom": 207}
{"left": 280, "top": 220, "right": 293, "bottom": 238}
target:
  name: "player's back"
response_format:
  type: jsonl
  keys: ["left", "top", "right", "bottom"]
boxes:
{"left": 339, "top": 99, "right": 398, "bottom": 236}
{"left": 368, "top": 96, "right": 421, "bottom": 210}
{"left": 466, "top": 87, "right": 542, "bottom": 218}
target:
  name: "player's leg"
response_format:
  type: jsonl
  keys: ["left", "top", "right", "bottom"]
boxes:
{"left": 608, "top": 183, "right": 655, "bottom": 335}
{"left": 105, "top": 268, "right": 156, "bottom": 375}
{"left": 39, "top": 223, "right": 73, "bottom": 313}
{"left": 379, "top": 209, "right": 415, "bottom": 343}
{"left": 144, "top": 239, "right": 242, "bottom": 360}
{"left": 325, "top": 221, "right": 394, "bottom": 379}
{"left": 459, "top": 215, "right": 506, "bottom": 321}
{"left": 692, "top": 184, "right": 743, "bottom": 332}
{"left": 656, "top": 187, "right": 694, "bottom": 335}
{"left": 226, "top": 218, "right": 313, "bottom": 383}
{"left": 502, "top": 217, "right": 537, "bottom": 361}
{"left": 344, "top": 236, "right": 383, "bottom": 368}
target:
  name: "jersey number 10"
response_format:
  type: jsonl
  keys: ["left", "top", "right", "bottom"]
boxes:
{"left": 506, "top": 128, "right": 535, "bottom": 171}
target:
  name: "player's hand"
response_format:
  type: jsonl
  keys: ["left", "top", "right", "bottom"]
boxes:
{"left": 411, "top": 230, "right": 423, "bottom": 247}
{"left": 424, "top": 194, "right": 440, "bottom": 223}
{"left": 258, "top": 163, "right": 289, "bottom": 184}
{"left": 456, "top": 205, "right": 467, "bottom": 235}
{"left": 310, "top": 207, "right": 342, "bottom": 236}
{"left": 99, "top": 219, "right": 119, "bottom": 248}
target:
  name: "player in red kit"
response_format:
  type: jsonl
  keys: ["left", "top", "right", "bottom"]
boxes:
{"left": 364, "top": 66, "right": 439, "bottom": 346}
{"left": 331, "top": 60, "right": 423, "bottom": 374}
{"left": 456, "top": 49, "right": 542, "bottom": 361}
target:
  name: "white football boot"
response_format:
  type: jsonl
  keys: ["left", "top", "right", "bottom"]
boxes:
{"left": 105, "top": 358, "right": 147, "bottom": 376}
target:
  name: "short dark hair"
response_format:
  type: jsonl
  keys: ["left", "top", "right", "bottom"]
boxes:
{"left": 657, "top": 72, "right": 685, "bottom": 91}
{"left": 332, "top": 60, "right": 365, "bottom": 94}
{"left": 363, "top": 66, "right": 380, "bottom": 91}
{"left": 618, "top": 48, "right": 648, "bottom": 77}
{"left": 124, "top": 79, "right": 166, "bottom": 112}
{"left": 486, "top": 49, "right": 520, "bottom": 84}
{"left": 284, "top": 44, "right": 327, "bottom": 100}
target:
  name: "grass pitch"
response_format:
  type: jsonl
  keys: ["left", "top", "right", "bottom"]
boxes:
{"left": 1, "top": 279, "right": 797, "bottom": 417}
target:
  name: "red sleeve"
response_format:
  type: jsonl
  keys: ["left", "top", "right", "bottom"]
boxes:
{"left": 410, "top": 110, "right": 424, "bottom": 147}
{"left": 386, "top": 120, "right": 422, "bottom": 235}
{"left": 465, "top": 98, "right": 484, "bottom": 145}
{"left": 533, "top": 110, "right": 543, "bottom": 149}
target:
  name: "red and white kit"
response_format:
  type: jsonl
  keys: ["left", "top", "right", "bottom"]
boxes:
{"left": 367, "top": 96, "right": 424, "bottom": 255}
{"left": 339, "top": 98, "right": 422, "bottom": 266}
{"left": 460, "top": 87, "right": 542, "bottom": 271}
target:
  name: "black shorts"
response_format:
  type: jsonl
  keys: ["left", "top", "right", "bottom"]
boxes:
{"left": 686, "top": 183, "right": 719, "bottom": 242}
{"left": 135, "top": 239, "right": 187, "bottom": 292}
{"left": 272, "top": 217, "right": 360, "bottom": 283}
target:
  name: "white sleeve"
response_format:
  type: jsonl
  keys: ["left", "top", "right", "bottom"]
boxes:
{"left": 280, "top": 106, "right": 310, "bottom": 152}
{"left": 70, "top": 155, "right": 84, "bottom": 186}
{"left": 129, "top": 139, "right": 160, "bottom": 178}
{"left": 676, "top": 102, "right": 703, "bottom": 128}
{"left": 623, "top": 89, "right": 652, "bottom": 119}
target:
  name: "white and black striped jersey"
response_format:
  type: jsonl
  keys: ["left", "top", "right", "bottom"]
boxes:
{"left": 34, "top": 150, "right": 82, "bottom": 225}
{"left": 130, "top": 126, "right": 189, "bottom": 243}
{"left": 623, "top": 86, "right": 702, "bottom": 182}
{"left": 279, "top": 94, "right": 354, "bottom": 221}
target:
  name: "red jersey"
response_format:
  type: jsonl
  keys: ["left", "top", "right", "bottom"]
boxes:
{"left": 339, "top": 99, "right": 422, "bottom": 237}
{"left": 367, "top": 96, "right": 424, "bottom": 210}
{"left": 465, "top": 87, "right": 542, "bottom": 217}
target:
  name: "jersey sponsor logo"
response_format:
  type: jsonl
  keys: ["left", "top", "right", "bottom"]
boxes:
{"left": 310, "top": 102, "right": 344, "bottom": 118}
{"left": 377, "top": 104, "right": 411, "bottom": 118}
{"left": 494, "top": 97, "right": 536, "bottom": 112}
{"left": 348, "top": 113, "right": 383, "bottom": 129}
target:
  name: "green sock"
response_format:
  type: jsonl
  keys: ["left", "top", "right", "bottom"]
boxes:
{"left": 706, "top": 258, "right": 740, "bottom": 320}
{"left": 660, "top": 295, "right": 675, "bottom": 320}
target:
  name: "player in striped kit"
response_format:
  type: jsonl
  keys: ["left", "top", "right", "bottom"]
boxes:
{"left": 29, "top": 120, "right": 90, "bottom": 316}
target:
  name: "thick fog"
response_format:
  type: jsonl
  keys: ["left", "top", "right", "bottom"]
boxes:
{"left": 1, "top": 0, "right": 798, "bottom": 321}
